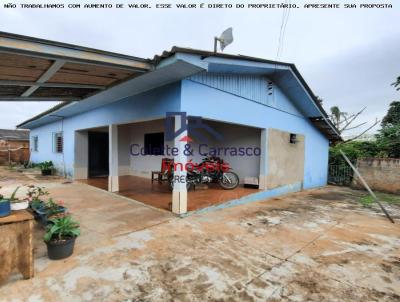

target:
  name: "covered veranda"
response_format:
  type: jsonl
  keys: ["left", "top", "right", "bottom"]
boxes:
{"left": 81, "top": 176, "right": 258, "bottom": 212}
{"left": 75, "top": 117, "right": 263, "bottom": 214}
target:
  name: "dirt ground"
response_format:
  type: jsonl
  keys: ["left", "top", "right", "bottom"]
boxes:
{"left": 0, "top": 166, "right": 399, "bottom": 301}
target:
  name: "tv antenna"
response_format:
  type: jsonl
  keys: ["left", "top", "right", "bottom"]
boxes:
{"left": 214, "top": 27, "right": 233, "bottom": 53}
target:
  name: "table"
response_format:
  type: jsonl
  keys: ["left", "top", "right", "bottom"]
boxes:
{"left": 0, "top": 210, "right": 34, "bottom": 283}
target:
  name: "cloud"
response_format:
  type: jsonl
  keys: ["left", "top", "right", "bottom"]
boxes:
{"left": 0, "top": 2, "right": 398, "bottom": 131}
{"left": 302, "top": 34, "right": 400, "bottom": 134}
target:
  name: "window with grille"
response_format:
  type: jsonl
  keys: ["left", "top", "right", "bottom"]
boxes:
{"left": 53, "top": 132, "right": 63, "bottom": 153}
{"left": 32, "top": 136, "right": 38, "bottom": 152}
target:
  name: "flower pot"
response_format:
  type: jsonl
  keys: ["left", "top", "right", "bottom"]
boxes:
{"left": 34, "top": 206, "right": 67, "bottom": 226}
{"left": 11, "top": 200, "right": 29, "bottom": 211}
{"left": 46, "top": 237, "right": 76, "bottom": 260}
{"left": 30, "top": 201, "right": 45, "bottom": 211}
{"left": 0, "top": 200, "right": 11, "bottom": 217}
{"left": 41, "top": 169, "right": 52, "bottom": 176}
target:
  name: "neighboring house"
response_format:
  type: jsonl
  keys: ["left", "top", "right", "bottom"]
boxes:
{"left": 0, "top": 32, "right": 341, "bottom": 215}
{"left": 0, "top": 129, "right": 30, "bottom": 164}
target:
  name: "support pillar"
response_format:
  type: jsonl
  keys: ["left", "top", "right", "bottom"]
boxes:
{"left": 108, "top": 124, "right": 119, "bottom": 192}
{"left": 73, "top": 131, "right": 88, "bottom": 180}
{"left": 172, "top": 115, "right": 188, "bottom": 215}
{"left": 259, "top": 128, "right": 268, "bottom": 190}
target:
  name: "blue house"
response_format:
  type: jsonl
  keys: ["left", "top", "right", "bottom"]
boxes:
{"left": 0, "top": 32, "right": 341, "bottom": 215}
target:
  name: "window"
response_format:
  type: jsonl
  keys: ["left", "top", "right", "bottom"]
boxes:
{"left": 53, "top": 132, "right": 63, "bottom": 153}
{"left": 144, "top": 132, "right": 164, "bottom": 155}
{"left": 32, "top": 136, "right": 38, "bottom": 152}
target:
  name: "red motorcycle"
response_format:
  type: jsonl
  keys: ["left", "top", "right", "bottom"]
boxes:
{"left": 169, "top": 157, "right": 239, "bottom": 191}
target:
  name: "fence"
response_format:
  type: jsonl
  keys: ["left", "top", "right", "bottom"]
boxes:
{"left": 352, "top": 158, "right": 400, "bottom": 194}
{"left": 328, "top": 164, "right": 353, "bottom": 186}
{"left": 0, "top": 147, "right": 30, "bottom": 165}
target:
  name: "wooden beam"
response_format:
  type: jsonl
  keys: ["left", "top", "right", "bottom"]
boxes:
{"left": 21, "top": 60, "right": 65, "bottom": 97}
{"left": 0, "top": 33, "right": 152, "bottom": 71}
{"left": 0, "top": 97, "right": 79, "bottom": 102}
{"left": 0, "top": 80, "right": 105, "bottom": 90}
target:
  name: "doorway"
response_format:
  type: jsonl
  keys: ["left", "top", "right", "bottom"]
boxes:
{"left": 88, "top": 131, "right": 109, "bottom": 178}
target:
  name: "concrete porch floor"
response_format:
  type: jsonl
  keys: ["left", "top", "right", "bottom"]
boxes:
{"left": 80, "top": 175, "right": 259, "bottom": 212}
{"left": 0, "top": 166, "right": 400, "bottom": 301}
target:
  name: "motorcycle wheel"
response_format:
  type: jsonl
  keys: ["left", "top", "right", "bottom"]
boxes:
{"left": 219, "top": 172, "right": 239, "bottom": 190}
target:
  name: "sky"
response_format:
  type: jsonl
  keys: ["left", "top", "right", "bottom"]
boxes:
{"left": 0, "top": 0, "right": 399, "bottom": 136}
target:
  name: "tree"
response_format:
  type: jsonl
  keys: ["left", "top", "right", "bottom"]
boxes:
{"left": 392, "top": 76, "right": 400, "bottom": 91}
{"left": 329, "top": 78, "right": 400, "bottom": 169}
{"left": 329, "top": 140, "right": 380, "bottom": 165}
{"left": 329, "top": 106, "right": 379, "bottom": 141}
{"left": 376, "top": 101, "right": 400, "bottom": 158}
{"left": 375, "top": 125, "right": 400, "bottom": 158}
{"left": 381, "top": 101, "right": 400, "bottom": 127}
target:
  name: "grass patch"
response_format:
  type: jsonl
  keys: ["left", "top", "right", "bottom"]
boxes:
{"left": 359, "top": 195, "right": 374, "bottom": 207}
{"left": 359, "top": 192, "right": 400, "bottom": 207}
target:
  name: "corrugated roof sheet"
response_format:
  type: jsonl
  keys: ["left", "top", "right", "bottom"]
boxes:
{"left": 0, "top": 129, "right": 29, "bottom": 140}
{"left": 14, "top": 42, "right": 341, "bottom": 142}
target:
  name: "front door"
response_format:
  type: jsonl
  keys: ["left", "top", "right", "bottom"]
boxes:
{"left": 88, "top": 131, "right": 109, "bottom": 178}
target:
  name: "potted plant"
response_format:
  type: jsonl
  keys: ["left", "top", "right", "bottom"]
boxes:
{"left": 0, "top": 186, "right": 26, "bottom": 216}
{"left": 46, "top": 198, "right": 66, "bottom": 216}
{"left": 39, "top": 161, "right": 54, "bottom": 176}
{"left": 35, "top": 198, "right": 66, "bottom": 226}
{"left": 44, "top": 215, "right": 80, "bottom": 260}
{"left": 0, "top": 194, "right": 11, "bottom": 217}
{"left": 27, "top": 185, "right": 49, "bottom": 210}
{"left": 10, "top": 186, "right": 29, "bottom": 211}
{"left": 9, "top": 187, "right": 29, "bottom": 211}
{"left": 31, "top": 199, "right": 45, "bottom": 211}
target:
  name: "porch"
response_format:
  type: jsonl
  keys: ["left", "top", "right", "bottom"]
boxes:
{"left": 80, "top": 175, "right": 258, "bottom": 212}
{"left": 74, "top": 117, "right": 264, "bottom": 214}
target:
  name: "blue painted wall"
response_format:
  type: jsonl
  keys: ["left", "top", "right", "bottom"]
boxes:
{"left": 181, "top": 78, "right": 329, "bottom": 189}
{"left": 29, "top": 71, "right": 329, "bottom": 189}
{"left": 189, "top": 72, "right": 303, "bottom": 116}
{"left": 30, "top": 82, "right": 181, "bottom": 177}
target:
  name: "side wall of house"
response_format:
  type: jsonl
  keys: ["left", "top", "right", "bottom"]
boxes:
{"left": 181, "top": 76, "right": 329, "bottom": 189}
{"left": 29, "top": 82, "right": 181, "bottom": 177}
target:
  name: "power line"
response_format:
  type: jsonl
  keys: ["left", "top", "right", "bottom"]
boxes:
{"left": 276, "top": 0, "right": 291, "bottom": 60}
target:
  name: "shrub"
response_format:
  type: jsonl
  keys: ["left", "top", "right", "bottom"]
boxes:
{"left": 38, "top": 161, "right": 54, "bottom": 171}
{"left": 44, "top": 215, "right": 80, "bottom": 242}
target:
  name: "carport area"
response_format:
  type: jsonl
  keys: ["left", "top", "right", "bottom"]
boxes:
{"left": 1, "top": 166, "right": 399, "bottom": 301}
{"left": 75, "top": 118, "right": 262, "bottom": 212}
{"left": 81, "top": 175, "right": 258, "bottom": 211}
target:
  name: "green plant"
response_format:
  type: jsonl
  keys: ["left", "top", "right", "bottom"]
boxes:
{"left": 44, "top": 215, "right": 80, "bottom": 242}
{"left": 359, "top": 192, "right": 400, "bottom": 207}
{"left": 31, "top": 199, "right": 44, "bottom": 209}
{"left": 0, "top": 186, "right": 21, "bottom": 203}
{"left": 359, "top": 195, "right": 374, "bottom": 207}
{"left": 45, "top": 198, "right": 64, "bottom": 216}
{"left": 39, "top": 161, "right": 54, "bottom": 171}
{"left": 9, "top": 186, "right": 21, "bottom": 203}
{"left": 376, "top": 124, "right": 400, "bottom": 158}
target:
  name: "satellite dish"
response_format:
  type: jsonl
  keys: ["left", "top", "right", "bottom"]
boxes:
{"left": 214, "top": 27, "right": 233, "bottom": 52}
